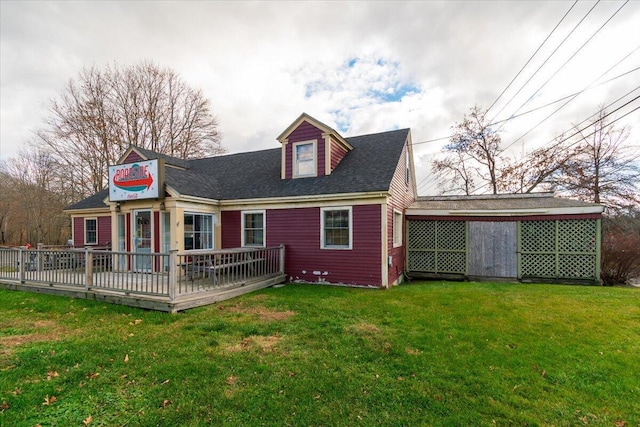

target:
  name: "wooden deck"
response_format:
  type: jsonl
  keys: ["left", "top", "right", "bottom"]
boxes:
{"left": 0, "top": 273, "right": 286, "bottom": 313}
{"left": 0, "top": 246, "right": 286, "bottom": 312}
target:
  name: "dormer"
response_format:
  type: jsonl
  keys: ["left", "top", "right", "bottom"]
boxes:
{"left": 277, "top": 113, "right": 353, "bottom": 180}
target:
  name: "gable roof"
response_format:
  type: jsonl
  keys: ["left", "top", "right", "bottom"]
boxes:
{"left": 276, "top": 112, "right": 353, "bottom": 151}
{"left": 66, "top": 127, "right": 410, "bottom": 210}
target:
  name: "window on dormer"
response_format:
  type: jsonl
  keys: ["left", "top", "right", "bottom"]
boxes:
{"left": 293, "top": 141, "right": 316, "bottom": 177}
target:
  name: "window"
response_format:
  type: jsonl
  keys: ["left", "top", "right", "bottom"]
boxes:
{"left": 242, "top": 211, "right": 265, "bottom": 247}
{"left": 393, "top": 210, "right": 403, "bottom": 247}
{"left": 85, "top": 218, "right": 97, "bottom": 245}
{"left": 293, "top": 141, "right": 316, "bottom": 177}
{"left": 321, "top": 207, "right": 352, "bottom": 249}
{"left": 184, "top": 213, "right": 213, "bottom": 250}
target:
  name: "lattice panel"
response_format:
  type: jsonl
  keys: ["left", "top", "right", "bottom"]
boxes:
{"left": 558, "top": 220, "right": 597, "bottom": 252}
{"left": 521, "top": 221, "right": 555, "bottom": 252}
{"left": 521, "top": 253, "right": 556, "bottom": 277}
{"left": 408, "top": 251, "right": 436, "bottom": 272}
{"left": 436, "top": 221, "right": 466, "bottom": 250}
{"left": 558, "top": 254, "right": 596, "bottom": 278}
{"left": 407, "top": 220, "right": 435, "bottom": 249}
{"left": 436, "top": 252, "right": 466, "bottom": 274}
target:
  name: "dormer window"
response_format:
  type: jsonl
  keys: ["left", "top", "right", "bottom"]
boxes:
{"left": 293, "top": 140, "right": 316, "bottom": 178}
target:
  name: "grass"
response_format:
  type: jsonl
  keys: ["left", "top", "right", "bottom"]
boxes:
{"left": 0, "top": 282, "right": 639, "bottom": 426}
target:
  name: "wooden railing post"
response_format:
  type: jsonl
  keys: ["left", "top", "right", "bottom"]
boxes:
{"left": 169, "top": 250, "right": 178, "bottom": 301}
{"left": 18, "top": 247, "right": 25, "bottom": 283}
{"left": 37, "top": 243, "right": 44, "bottom": 271}
{"left": 85, "top": 248, "right": 93, "bottom": 290}
{"left": 279, "top": 244, "right": 285, "bottom": 275}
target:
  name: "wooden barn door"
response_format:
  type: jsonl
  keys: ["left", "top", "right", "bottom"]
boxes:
{"left": 468, "top": 221, "right": 517, "bottom": 279}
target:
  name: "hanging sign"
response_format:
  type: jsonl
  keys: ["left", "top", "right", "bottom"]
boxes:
{"left": 108, "top": 159, "right": 163, "bottom": 201}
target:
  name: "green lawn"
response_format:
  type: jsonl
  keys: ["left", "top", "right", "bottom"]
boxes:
{"left": 1, "top": 282, "right": 638, "bottom": 426}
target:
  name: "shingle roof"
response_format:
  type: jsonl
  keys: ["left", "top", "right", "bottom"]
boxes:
{"left": 67, "top": 128, "right": 409, "bottom": 209}
{"left": 66, "top": 189, "right": 109, "bottom": 210}
{"left": 132, "top": 146, "right": 191, "bottom": 169}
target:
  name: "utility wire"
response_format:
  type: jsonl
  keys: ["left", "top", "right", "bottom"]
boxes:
{"left": 493, "top": 0, "right": 629, "bottom": 134}
{"left": 410, "top": 63, "right": 639, "bottom": 147}
{"left": 489, "top": 0, "right": 601, "bottom": 125}
{"left": 499, "top": 46, "right": 640, "bottom": 153}
{"left": 486, "top": 0, "right": 579, "bottom": 115}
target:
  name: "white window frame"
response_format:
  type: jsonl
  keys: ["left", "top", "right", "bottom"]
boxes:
{"left": 293, "top": 140, "right": 317, "bottom": 178}
{"left": 321, "top": 206, "right": 352, "bottom": 250}
{"left": 183, "top": 212, "right": 214, "bottom": 251}
{"left": 84, "top": 217, "right": 98, "bottom": 245}
{"left": 242, "top": 210, "right": 266, "bottom": 247}
{"left": 393, "top": 209, "right": 403, "bottom": 248}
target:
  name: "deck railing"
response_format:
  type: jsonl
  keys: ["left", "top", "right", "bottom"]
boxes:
{"left": 0, "top": 245, "right": 285, "bottom": 301}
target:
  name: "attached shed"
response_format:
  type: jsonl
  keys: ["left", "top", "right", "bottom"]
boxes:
{"left": 405, "top": 193, "right": 604, "bottom": 285}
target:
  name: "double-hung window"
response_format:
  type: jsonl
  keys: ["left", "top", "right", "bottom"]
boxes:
{"left": 85, "top": 218, "right": 97, "bottom": 245}
{"left": 184, "top": 213, "right": 214, "bottom": 250}
{"left": 293, "top": 141, "right": 316, "bottom": 177}
{"left": 321, "top": 207, "right": 352, "bottom": 249}
{"left": 242, "top": 211, "right": 265, "bottom": 247}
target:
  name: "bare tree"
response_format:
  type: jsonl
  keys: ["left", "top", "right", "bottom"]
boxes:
{"left": 553, "top": 108, "right": 640, "bottom": 213}
{"left": 1, "top": 148, "right": 71, "bottom": 245}
{"left": 432, "top": 106, "right": 502, "bottom": 194}
{"left": 36, "top": 61, "right": 224, "bottom": 197}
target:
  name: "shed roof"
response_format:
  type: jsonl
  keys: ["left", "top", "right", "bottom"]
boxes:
{"left": 407, "top": 193, "right": 603, "bottom": 216}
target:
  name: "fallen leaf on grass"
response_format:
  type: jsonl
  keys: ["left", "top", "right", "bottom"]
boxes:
{"left": 405, "top": 347, "right": 420, "bottom": 355}
{"left": 161, "top": 379, "right": 170, "bottom": 385}
{"left": 615, "top": 421, "right": 626, "bottom": 427}
{"left": 0, "top": 401, "right": 10, "bottom": 411}
{"left": 46, "top": 371, "right": 59, "bottom": 380}
{"left": 42, "top": 395, "right": 57, "bottom": 406}
{"left": 226, "top": 376, "right": 237, "bottom": 385}
{"left": 160, "top": 399, "right": 171, "bottom": 408}
{"left": 83, "top": 415, "right": 93, "bottom": 425}
{"left": 88, "top": 372, "right": 100, "bottom": 379}
{"left": 124, "top": 354, "right": 129, "bottom": 363}
{"left": 12, "top": 388, "right": 21, "bottom": 395}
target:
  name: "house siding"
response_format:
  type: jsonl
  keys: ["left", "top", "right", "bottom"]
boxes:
{"left": 387, "top": 142, "right": 415, "bottom": 285}
{"left": 331, "top": 140, "right": 348, "bottom": 171}
{"left": 72, "top": 216, "right": 112, "bottom": 247}
{"left": 221, "top": 205, "right": 383, "bottom": 286}
{"left": 124, "top": 151, "right": 144, "bottom": 163}
{"left": 284, "top": 122, "right": 325, "bottom": 178}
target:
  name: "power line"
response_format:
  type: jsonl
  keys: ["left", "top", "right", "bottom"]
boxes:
{"left": 499, "top": 46, "right": 640, "bottom": 154}
{"left": 489, "top": 0, "right": 601, "bottom": 125}
{"left": 410, "top": 63, "right": 639, "bottom": 147}
{"left": 493, "top": 0, "right": 629, "bottom": 134}
{"left": 486, "top": 0, "right": 579, "bottom": 115}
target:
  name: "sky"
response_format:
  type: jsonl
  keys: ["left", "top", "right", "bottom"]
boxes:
{"left": 1, "top": 0, "right": 639, "bottom": 195}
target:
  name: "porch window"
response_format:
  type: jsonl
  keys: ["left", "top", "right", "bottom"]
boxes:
{"left": 393, "top": 210, "right": 403, "bottom": 247}
{"left": 293, "top": 141, "right": 316, "bottom": 177}
{"left": 242, "top": 211, "right": 265, "bottom": 247}
{"left": 85, "top": 218, "right": 97, "bottom": 245}
{"left": 184, "top": 213, "right": 213, "bottom": 250}
{"left": 321, "top": 207, "right": 352, "bottom": 249}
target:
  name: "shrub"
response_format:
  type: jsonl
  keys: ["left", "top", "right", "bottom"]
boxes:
{"left": 600, "top": 231, "right": 640, "bottom": 286}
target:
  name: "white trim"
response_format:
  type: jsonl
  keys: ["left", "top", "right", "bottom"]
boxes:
{"left": 393, "top": 209, "right": 403, "bottom": 248}
{"left": 219, "top": 191, "right": 388, "bottom": 208}
{"left": 183, "top": 212, "right": 215, "bottom": 250}
{"left": 292, "top": 140, "right": 317, "bottom": 178}
{"left": 241, "top": 210, "right": 266, "bottom": 247}
{"left": 320, "top": 206, "right": 352, "bottom": 250}
{"left": 381, "top": 204, "right": 388, "bottom": 288}
{"left": 84, "top": 217, "right": 98, "bottom": 245}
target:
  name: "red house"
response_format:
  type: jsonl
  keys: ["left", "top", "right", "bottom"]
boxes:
{"left": 65, "top": 113, "right": 417, "bottom": 288}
